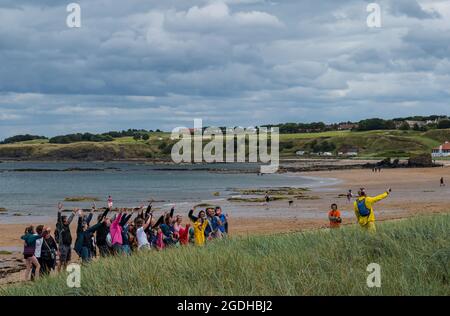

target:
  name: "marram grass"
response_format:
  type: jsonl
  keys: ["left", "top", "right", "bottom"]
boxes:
{"left": 2, "top": 214, "right": 449, "bottom": 296}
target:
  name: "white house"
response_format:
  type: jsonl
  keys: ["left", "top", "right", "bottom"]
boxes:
{"left": 432, "top": 141, "right": 450, "bottom": 157}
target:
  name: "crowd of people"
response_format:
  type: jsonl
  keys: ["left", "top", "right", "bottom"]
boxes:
{"left": 20, "top": 183, "right": 413, "bottom": 282}
{"left": 20, "top": 202, "right": 229, "bottom": 281}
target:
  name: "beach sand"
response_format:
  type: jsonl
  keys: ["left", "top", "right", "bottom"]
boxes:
{"left": 1, "top": 167, "right": 449, "bottom": 284}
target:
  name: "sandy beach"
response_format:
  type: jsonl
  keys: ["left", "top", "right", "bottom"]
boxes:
{"left": 1, "top": 166, "right": 450, "bottom": 284}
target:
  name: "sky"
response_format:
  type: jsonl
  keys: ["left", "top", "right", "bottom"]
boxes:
{"left": 0, "top": 0, "right": 450, "bottom": 139}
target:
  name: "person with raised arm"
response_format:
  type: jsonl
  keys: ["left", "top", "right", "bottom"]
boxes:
{"left": 188, "top": 209, "right": 209, "bottom": 246}
{"left": 55, "top": 203, "right": 75, "bottom": 272}
{"left": 135, "top": 211, "right": 153, "bottom": 250}
{"left": 74, "top": 209, "right": 107, "bottom": 263}
{"left": 95, "top": 205, "right": 111, "bottom": 257}
{"left": 110, "top": 208, "right": 124, "bottom": 254}
{"left": 354, "top": 188, "right": 391, "bottom": 232}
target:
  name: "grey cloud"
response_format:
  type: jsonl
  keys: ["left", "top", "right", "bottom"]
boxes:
{"left": 0, "top": 0, "right": 449, "bottom": 139}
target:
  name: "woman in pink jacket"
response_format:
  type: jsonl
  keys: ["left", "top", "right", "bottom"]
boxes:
{"left": 109, "top": 210, "right": 123, "bottom": 254}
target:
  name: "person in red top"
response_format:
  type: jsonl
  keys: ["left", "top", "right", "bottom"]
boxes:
{"left": 328, "top": 203, "right": 342, "bottom": 228}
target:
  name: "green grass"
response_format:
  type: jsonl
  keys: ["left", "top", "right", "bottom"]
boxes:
{"left": 2, "top": 214, "right": 449, "bottom": 296}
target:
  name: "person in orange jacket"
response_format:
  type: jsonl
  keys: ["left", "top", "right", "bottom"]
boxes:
{"left": 328, "top": 203, "right": 342, "bottom": 228}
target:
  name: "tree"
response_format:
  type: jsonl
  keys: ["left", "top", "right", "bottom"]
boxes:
{"left": 142, "top": 134, "right": 150, "bottom": 141}
{"left": 437, "top": 119, "right": 450, "bottom": 129}
{"left": 357, "top": 118, "right": 390, "bottom": 131}
{"left": 133, "top": 134, "right": 141, "bottom": 141}
{"left": 399, "top": 122, "right": 410, "bottom": 131}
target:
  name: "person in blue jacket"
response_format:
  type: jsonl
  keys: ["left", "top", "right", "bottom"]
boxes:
{"left": 74, "top": 209, "right": 106, "bottom": 263}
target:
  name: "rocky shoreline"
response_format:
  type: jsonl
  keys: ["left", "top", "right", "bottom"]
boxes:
{"left": 0, "top": 254, "right": 26, "bottom": 281}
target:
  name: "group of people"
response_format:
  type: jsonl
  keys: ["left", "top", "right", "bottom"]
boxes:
{"left": 20, "top": 202, "right": 229, "bottom": 281}
{"left": 329, "top": 187, "right": 392, "bottom": 232}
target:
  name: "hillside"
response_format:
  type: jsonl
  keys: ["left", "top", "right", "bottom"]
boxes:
{"left": 0, "top": 129, "right": 449, "bottom": 161}
{"left": 2, "top": 214, "right": 449, "bottom": 296}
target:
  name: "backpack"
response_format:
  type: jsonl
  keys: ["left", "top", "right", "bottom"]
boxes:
{"left": 357, "top": 199, "right": 371, "bottom": 217}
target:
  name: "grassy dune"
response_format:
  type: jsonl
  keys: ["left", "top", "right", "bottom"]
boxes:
{"left": 2, "top": 214, "right": 449, "bottom": 296}
{"left": 1, "top": 129, "right": 449, "bottom": 160}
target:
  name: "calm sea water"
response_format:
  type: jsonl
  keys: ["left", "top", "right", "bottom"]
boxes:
{"left": 0, "top": 162, "right": 335, "bottom": 223}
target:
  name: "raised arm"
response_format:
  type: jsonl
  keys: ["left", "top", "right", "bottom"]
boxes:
{"left": 120, "top": 213, "right": 133, "bottom": 227}
{"left": 188, "top": 209, "right": 198, "bottom": 222}
{"left": 57, "top": 203, "right": 64, "bottom": 225}
{"left": 367, "top": 190, "right": 390, "bottom": 204}
{"left": 144, "top": 203, "right": 152, "bottom": 220}
{"left": 86, "top": 220, "right": 104, "bottom": 234}
{"left": 85, "top": 212, "right": 94, "bottom": 226}
{"left": 152, "top": 215, "right": 164, "bottom": 229}
{"left": 98, "top": 208, "right": 110, "bottom": 223}
{"left": 143, "top": 213, "right": 153, "bottom": 231}
{"left": 77, "top": 214, "right": 83, "bottom": 233}
{"left": 67, "top": 210, "right": 76, "bottom": 225}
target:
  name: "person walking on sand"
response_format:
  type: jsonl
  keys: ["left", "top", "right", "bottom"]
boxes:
{"left": 264, "top": 192, "right": 270, "bottom": 206}
{"left": 440, "top": 177, "right": 445, "bottom": 187}
{"left": 354, "top": 188, "right": 391, "bottom": 232}
{"left": 346, "top": 189, "right": 353, "bottom": 202}
{"left": 328, "top": 204, "right": 342, "bottom": 229}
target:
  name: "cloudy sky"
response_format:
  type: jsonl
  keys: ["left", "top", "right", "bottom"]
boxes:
{"left": 0, "top": 0, "right": 449, "bottom": 139}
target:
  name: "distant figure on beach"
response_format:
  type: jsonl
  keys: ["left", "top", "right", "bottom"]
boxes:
{"left": 264, "top": 192, "right": 270, "bottom": 205}
{"left": 354, "top": 187, "right": 391, "bottom": 232}
{"left": 328, "top": 204, "right": 342, "bottom": 229}
{"left": 440, "top": 177, "right": 445, "bottom": 187}
{"left": 346, "top": 189, "right": 353, "bottom": 202}
{"left": 107, "top": 195, "right": 113, "bottom": 209}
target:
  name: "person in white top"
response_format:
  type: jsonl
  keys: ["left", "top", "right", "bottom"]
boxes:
{"left": 32, "top": 225, "right": 44, "bottom": 279}
{"left": 135, "top": 216, "right": 152, "bottom": 250}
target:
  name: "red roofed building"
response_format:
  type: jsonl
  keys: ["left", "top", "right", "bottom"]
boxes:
{"left": 432, "top": 141, "right": 450, "bottom": 157}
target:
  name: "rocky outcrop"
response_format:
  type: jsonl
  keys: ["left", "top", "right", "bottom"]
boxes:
{"left": 408, "top": 153, "right": 434, "bottom": 167}
{"left": 0, "top": 256, "right": 26, "bottom": 279}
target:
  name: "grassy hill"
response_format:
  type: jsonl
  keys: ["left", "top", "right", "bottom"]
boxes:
{"left": 0, "top": 129, "right": 449, "bottom": 160}
{"left": 2, "top": 214, "right": 449, "bottom": 296}
{"left": 279, "top": 129, "right": 450, "bottom": 158}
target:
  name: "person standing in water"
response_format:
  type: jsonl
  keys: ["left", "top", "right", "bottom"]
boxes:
{"left": 440, "top": 177, "right": 445, "bottom": 187}
{"left": 354, "top": 188, "right": 391, "bottom": 232}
